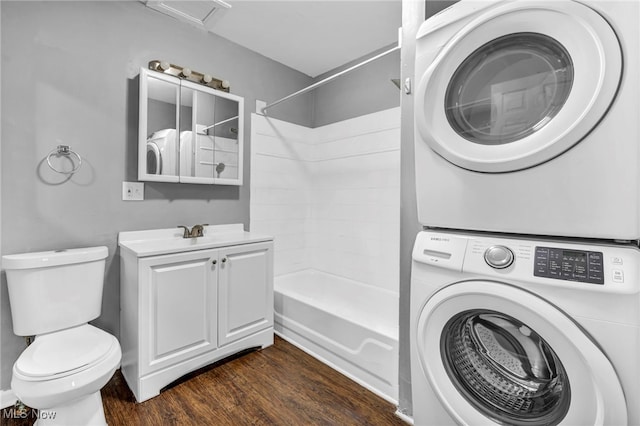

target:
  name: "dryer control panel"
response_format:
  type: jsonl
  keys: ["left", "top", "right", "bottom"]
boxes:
{"left": 533, "top": 247, "right": 604, "bottom": 285}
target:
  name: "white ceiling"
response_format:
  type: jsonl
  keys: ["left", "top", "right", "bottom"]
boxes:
{"left": 146, "top": 1, "right": 402, "bottom": 78}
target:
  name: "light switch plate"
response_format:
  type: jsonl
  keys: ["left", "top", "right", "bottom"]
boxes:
{"left": 123, "top": 181, "right": 144, "bottom": 201}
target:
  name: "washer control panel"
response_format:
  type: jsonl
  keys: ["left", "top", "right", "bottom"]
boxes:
{"left": 414, "top": 231, "right": 637, "bottom": 289}
{"left": 484, "top": 245, "right": 514, "bottom": 269}
{"left": 534, "top": 247, "right": 604, "bottom": 284}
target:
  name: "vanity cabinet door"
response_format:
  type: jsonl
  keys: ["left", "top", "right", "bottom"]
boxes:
{"left": 218, "top": 242, "right": 273, "bottom": 346}
{"left": 139, "top": 249, "right": 218, "bottom": 375}
{"left": 138, "top": 68, "right": 180, "bottom": 183}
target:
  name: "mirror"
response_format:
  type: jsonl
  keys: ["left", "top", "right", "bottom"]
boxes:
{"left": 179, "top": 82, "right": 241, "bottom": 183}
{"left": 141, "top": 72, "right": 180, "bottom": 182}
{"left": 179, "top": 85, "right": 195, "bottom": 179}
{"left": 212, "top": 96, "right": 240, "bottom": 180}
{"left": 139, "top": 68, "right": 244, "bottom": 185}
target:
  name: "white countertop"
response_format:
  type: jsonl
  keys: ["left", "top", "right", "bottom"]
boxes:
{"left": 118, "top": 224, "right": 273, "bottom": 257}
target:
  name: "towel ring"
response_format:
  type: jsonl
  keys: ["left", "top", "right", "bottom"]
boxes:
{"left": 47, "top": 145, "right": 82, "bottom": 175}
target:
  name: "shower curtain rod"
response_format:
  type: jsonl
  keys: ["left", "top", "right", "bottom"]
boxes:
{"left": 261, "top": 44, "right": 401, "bottom": 115}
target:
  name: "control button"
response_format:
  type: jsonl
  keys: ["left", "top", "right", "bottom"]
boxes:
{"left": 613, "top": 269, "right": 624, "bottom": 283}
{"left": 535, "top": 247, "right": 549, "bottom": 258}
{"left": 612, "top": 257, "right": 623, "bottom": 265}
{"left": 589, "top": 253, "right": 603, "bottom": 266}
{"left": 484, "top": 245, "right": 514, "bottom": 269}
{"left": 534, "top": 268, "right": 548, "bottom": 277}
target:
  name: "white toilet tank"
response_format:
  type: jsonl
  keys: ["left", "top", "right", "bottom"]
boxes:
{"left": 2, "top": 246, "right": 108, "bottom": 336}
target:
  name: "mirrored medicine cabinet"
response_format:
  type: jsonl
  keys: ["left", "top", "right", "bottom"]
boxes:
{"left": 138, "top": 68, "right": 244, "bottom": 185}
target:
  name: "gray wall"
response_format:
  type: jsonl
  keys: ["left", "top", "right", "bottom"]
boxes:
{"left": 311, "top": 44, "right": 401, "bottom": 127}
{"left": 0, "top": 0, "right": 314, "bottom": 390}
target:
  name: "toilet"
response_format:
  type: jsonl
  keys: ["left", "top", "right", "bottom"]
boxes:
{"left": 2, "top": 246, "right": 121, "bottom": 425}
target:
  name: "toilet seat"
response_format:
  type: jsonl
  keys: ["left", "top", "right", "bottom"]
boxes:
{"left": 15, "top": 324, "right": 117, "bottom": 381}
{"left": 12, "top": 324, "right": 121, "bottom": 410}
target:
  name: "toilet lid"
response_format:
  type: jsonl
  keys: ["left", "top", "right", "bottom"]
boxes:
{"left": 15, "top": 324, "right": 116, "bottom": 378}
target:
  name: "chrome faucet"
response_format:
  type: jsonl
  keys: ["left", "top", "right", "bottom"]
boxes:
{"left": 178, "top": 224, "right": 209, "bottom": 238}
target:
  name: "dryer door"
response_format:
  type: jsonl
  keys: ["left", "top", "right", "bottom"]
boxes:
{"left": 415, "top": 0, "right": 621, "bottom": 172}
{"left": 416, "top": 280, "right": 626, "bottom": 425}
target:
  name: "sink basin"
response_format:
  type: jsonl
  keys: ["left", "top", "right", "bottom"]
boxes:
{"left": 118, "top": 224, "right": 273, "bottom": 257}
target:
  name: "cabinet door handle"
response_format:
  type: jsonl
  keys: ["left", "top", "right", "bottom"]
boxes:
{"left": 222, "top": 257, "right": 227, "bottom": 263}
{"left": 212, "top": 259, "right": 217, "bottom": 265}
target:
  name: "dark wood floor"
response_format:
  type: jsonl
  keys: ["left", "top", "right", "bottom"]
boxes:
{"left": 3, "top": 336, "right": 406, "bottom": 425}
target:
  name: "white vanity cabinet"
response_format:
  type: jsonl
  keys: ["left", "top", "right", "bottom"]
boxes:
{"left": 119, "top": 225, "right": 273, "bottom": 402}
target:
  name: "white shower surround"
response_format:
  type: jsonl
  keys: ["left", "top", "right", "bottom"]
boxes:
{"left": 250, "top": 108, "right": 400, "bottom": 401}
{"left": 250, "top": 107, "right": 401, "bottom": 290}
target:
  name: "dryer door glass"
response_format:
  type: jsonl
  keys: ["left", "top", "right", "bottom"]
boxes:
{"left": 441, "top": 309, "right": 570, "bottom": 425}
{"left": 445, "top": 33, "right": 573, "bottom": 146}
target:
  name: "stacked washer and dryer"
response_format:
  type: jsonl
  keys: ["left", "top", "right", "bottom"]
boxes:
{"left": 410, "top": 1, "right": 640, "bottom": 425}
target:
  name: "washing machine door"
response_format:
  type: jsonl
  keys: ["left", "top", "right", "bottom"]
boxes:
{"left": 415, "top": 0, "right": 621, "bottom": 172}
{"left": 416, "top": 280, "right": 626, "bottom": 425}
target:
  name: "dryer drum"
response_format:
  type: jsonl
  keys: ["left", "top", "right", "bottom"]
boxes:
{"left": 441, "top": 310, "right": 571, "bottom": 425}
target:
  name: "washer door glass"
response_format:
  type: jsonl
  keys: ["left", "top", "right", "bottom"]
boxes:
{"left": 442, "top": 309, "right": 570, "bottom": 425}
{"left": 445, "top": 33, "right": 573, "bottom": 145}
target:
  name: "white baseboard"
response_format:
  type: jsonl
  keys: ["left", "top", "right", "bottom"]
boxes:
{"left": 395, "top": 409, "right": 414, "bottom": 425}
{"left": 0, "top": 389, "right": 17, "bottom": 409}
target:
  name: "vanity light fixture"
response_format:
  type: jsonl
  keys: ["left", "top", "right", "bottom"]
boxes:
{"left": 148, "top": 60, "right": 230, "bottom": 92}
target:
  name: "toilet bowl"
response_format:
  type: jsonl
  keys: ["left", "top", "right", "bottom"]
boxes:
{"left": 2, "top": 247, "right": 122, "bottom": 425}
{"left": 12, "top": 324, "right": 121, "bottom": 424}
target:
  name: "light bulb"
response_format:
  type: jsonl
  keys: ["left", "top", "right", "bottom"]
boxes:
{"left": 202, "top": 74, "right": 212, "bottom": 84}
{"left": 221, "top": 80, "right": 230, "bottom": 89}
{"left": 159, "top": 61, "right": 170, "bottom": 71}
{"left": 181, "top": 68, "right": 192, "bottom": 78}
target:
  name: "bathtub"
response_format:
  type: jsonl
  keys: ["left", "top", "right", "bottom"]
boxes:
{"left": 274, "top": 269, "right": 399, "bottom": 403}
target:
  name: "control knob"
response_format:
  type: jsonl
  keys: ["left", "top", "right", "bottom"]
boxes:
{"left": 484, "top": 245, "right": 514, "bottom": 269}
